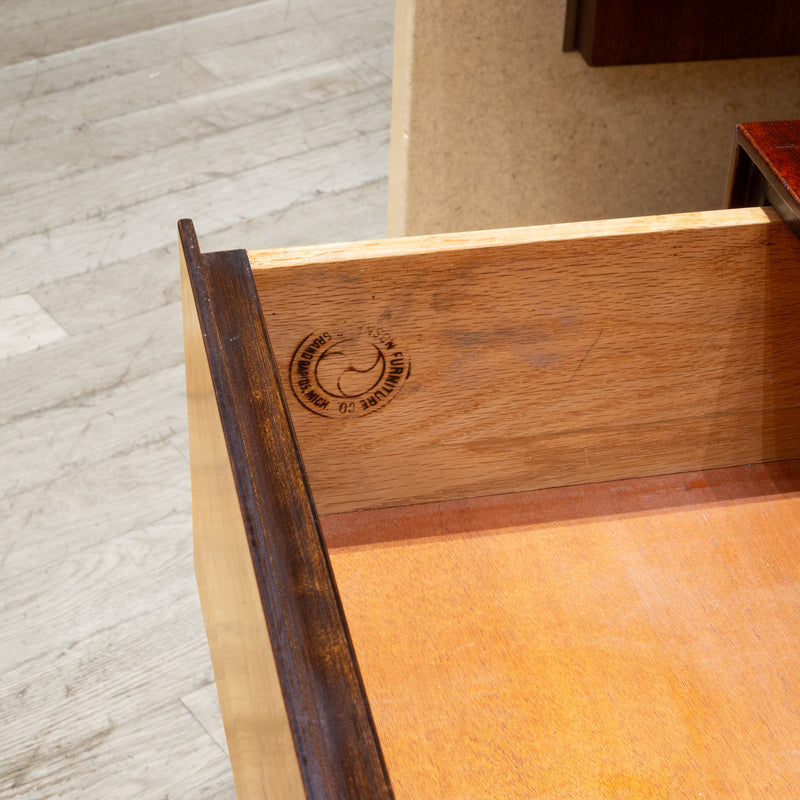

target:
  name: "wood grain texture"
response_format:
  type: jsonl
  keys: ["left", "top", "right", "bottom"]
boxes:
{"left": 180, "top": 221, "right": 394, "bottom": 800}
{"left": 250, "top": 207, "right": 800, "bottom": 514}
{"left": 181, "top": 225, "right": 306, "bottom": 800}
{"left": 322, "top": 460, "right": 800, "bottom": 798}
{"left": 568, "top": 0, "right": 800, "bottom": 65}
{"left": 728, "top": 120, "right": 800, "bottom": 239}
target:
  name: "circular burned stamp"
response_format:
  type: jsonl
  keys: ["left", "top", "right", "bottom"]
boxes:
{"left": 289, "top": 327, "right": 410, "bottom": 418}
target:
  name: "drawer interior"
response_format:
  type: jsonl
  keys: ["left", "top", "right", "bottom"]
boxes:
{"left": 180, "top": 203, "right": 800, "bottom": 799}
{"left": 324, "top": 462, "right": 800, "bottom": 796}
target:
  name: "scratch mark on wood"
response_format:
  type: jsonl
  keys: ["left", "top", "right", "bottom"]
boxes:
{"left": 570, "top": 329, "right": 603, "bottom": 382}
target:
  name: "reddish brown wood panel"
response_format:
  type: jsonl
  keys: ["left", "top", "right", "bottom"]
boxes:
{"left": 728, "top": 120, "right": 800, "bottom": 239}
{"left": 565, "top": 0, "right": 800, "bottom": 65}
{"left": 323, "top": 460, "right": 800, "bottom": 798}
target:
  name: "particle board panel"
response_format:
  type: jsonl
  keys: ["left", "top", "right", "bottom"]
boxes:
{"left": 322, "top": 460, "right": 800, "bottom": 798}
{"left": 387, "top": 0, "right": 800, "bottom": 237}
{"left": 250, "top": 206, "right": 800, "bottom": 514}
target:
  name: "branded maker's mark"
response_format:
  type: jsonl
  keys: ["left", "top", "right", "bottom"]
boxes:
{"left": 290, "top": 327, "right": 410, "bottom": 418}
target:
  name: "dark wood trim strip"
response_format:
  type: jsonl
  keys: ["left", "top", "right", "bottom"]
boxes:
{"left": 727, "top": 120, "right": 800, "bottom": 241}
{"left": 178, "top": 219, "right": 395, "bottom": 800}
{"left": 567, "top": 1, "right": 800, "bottom": 66}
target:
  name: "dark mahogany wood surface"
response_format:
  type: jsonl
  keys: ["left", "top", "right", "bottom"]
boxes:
{"left": 728, "top": 120, "right": 800, "bottom": 239}
{"left": 565, "top": 0, "right": 800, "bottom": 66}
{"left": 178, "top": 220, "right": 394, "bottom": 800}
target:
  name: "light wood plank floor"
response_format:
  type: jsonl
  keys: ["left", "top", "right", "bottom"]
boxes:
{"left": 0, "top": 1, "right": 393, "bottom": 796}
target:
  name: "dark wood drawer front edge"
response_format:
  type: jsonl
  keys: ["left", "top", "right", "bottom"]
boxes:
{"left": 179, "top": 219, "right": 395, "bottom": 800}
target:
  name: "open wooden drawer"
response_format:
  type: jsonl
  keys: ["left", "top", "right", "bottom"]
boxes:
{"left": 180, "top": 122, "right": 800, "bottom": 798}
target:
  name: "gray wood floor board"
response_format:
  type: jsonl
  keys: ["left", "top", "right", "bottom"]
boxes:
{"left": 191, "top": 27, "right": 349, "bottom": 85}
{"left": 31, "top": 245, "right": 180, "bottom": 336}
{"left": 0, "top": 364, "right": 187, "bottom": 499}
{"left": 1, "top": 55, "right": 225, "bottom": 145}
{"left": 180, "top": 683, "right": 230, "bottom": 757}
{"left": 185, "top": 0, "right": 392, "bottom": 86}
{"left": 2, "top": 0, "right": 394, "bottom": 794}
{"left": 305, "top": 0, "right": 395, "bottom": 73}
{"left": 0, "top": 0, "right": 385, "bottom": 109}
{"left": 6, "top": 0, "right": 259, "bottom": 27}
{"left": 0, "top": 85, "right": 389, "bottom": 246}
{"left": 1, "top": 127, "right": 389, "bottom": 296}
{"left": 4, "top": 0, "right": 257, "bottom": 31}
{"left": 195, "top": 175, "right": 390, "bottom": 250}
{"left": 29, "top": 178, "right": 387, "bottom": 337}
{"left": 0, "top": 303, "right": 184, "bottom": 424}
{"left": 1, "top": 514, "right": 196, "bottom": 673}
{"left": 0, "top": 700, "right": 236, "bottom": 800}
{"left": 0, "top": 45, "right": 390, "bottom": 195}
{"left": 0, "top": 593, "right": 214, "bottom": 774}
{"left": 0, "top": 294, "right": 67, "bottom": 358}
{"left": 1, "top": 440, "right": 190, "bottom": 581}
{"left": 2, "top": 0, "right": 381, "bottom": 70}
{"left": 0, "top": 0, "right": 293, "bottom": 107}
{"left": 1, "top": 0, "right": 266, "bottom": 67}
{"left": 169, "top": 428, "right": 192, "bottom": 465}
{"left": 0, "top": 0, "right": 391, "bottom": 145}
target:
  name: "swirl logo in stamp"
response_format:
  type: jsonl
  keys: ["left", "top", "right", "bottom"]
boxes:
{"left": 289, "top": 327, "right": 410, "bottom": 418}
